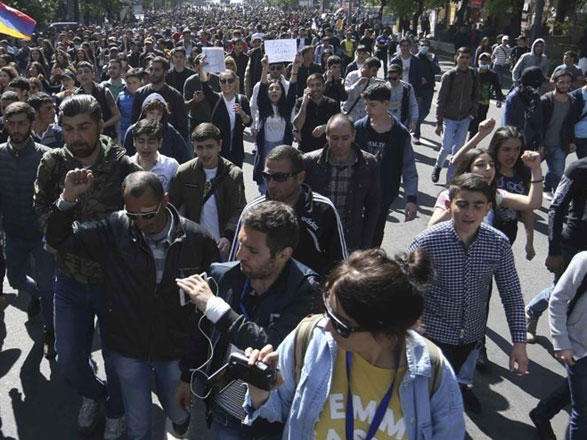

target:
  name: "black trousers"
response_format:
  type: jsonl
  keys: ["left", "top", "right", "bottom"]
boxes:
{"left": 428, "top": 338, "right": 478, "bottom": 375}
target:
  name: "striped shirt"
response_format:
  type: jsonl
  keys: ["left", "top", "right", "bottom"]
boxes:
{"left": 408, "top": 220, "right": 526, "bottom": 345}
{"left": 492, "top": 44, "right": 511, "bottom": 66}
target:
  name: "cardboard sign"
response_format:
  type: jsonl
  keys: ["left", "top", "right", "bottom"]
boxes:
{"left": 264, "top": 39, "right": 298, "bottom": 64}
{"left": 202, "top": 47, "right": 225, "bottom": 74}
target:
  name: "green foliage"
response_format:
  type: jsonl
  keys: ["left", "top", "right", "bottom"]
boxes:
{"left": 364, "top": 0, "right": 446, "bottom": 19}
{"left": 8, "top": 0, "right": 60, "bottom": 26}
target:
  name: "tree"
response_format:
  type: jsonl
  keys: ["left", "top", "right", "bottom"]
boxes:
{"left": 8, "top": 0, "right": 60, "bottom": 27}
{"left": 366, "top": 0, "right": 445, "bottom": 29}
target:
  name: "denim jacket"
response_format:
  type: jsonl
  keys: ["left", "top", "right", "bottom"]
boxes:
{"left": 244, "top": 319, "right": 464, "bottom": 440}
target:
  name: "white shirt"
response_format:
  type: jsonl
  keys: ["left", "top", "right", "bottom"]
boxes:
{"left": 401, "top": 56, "right": 411, "bottom": 82}
{"left": 201, "top": 167, "right": 221, "bottom": 240}
{"left": 130, "top": 153, "right": 179, "bottom": 192}
{"left": 223, "top": 95, "right": 236, "bottom": 132}
{"left": 264, "top": 106, "right": 287, "bottom": 143}
{"left": 250, "top": 76, "right": 290, "bottom": 130}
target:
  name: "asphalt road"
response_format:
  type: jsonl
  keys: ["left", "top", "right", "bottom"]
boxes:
{"left": 0, "top": 60, "right": 579, "bottom": 439}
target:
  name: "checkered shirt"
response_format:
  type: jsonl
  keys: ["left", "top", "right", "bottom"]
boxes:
{"left": 325, "top": 151, "right": 357, "bottom": 237}
{"left": 408, "top": 220, "right": 526, "bottom": 345}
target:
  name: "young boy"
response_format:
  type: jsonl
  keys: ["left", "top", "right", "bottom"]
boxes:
{"left": 469, "top": 52, "right": 504, "bottom": 138}
{"left": 353, "top": 82, "right": 418, "bottom": 247}
{"left": 117, "top": 67, "right": 143, "bottom": 141}
{"left": 408, "top": 173, "right": 528, "bottom": 412}
{"left": 129, "top": 119, "right": 178, "bottom": 192}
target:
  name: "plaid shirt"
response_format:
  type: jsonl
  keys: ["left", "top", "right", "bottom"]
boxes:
{"left": 408, "top": 220, "right": 526, "bottom": 345}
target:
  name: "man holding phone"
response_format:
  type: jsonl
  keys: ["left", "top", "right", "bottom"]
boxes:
{"left": 176, "top": 201, "right": 320, "bottom": 440}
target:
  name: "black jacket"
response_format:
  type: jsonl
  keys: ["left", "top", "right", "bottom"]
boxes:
{"left": 228, "top": 185, "right": 348, "bottom": 276}
{"left": 303, "top": 146, "right": 381, "bottom": 251}
{"left": 46, "top": 203, "right": 219, "bottom": 360}
{"left": 180, "top": 259, "right": 320, "bottom": 384}
{"left": 541, "top": 91, "right": 578, "bottom": 152}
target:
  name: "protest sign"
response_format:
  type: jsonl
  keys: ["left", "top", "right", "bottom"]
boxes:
{"left": 264, "top": 39, "right": 297, "bottom": 64}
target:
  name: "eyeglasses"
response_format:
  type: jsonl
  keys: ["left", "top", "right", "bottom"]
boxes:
{"left": 125, "top": 203, "right": 161, "bottom": 220}
{"left": 219, "top": 78, "right": 236, "bottom": 84}
{"left": 323, "top": 293, "right": 363, "bottom": 338}
{"left": 261, "top": 171, "right": 299, "bottom": 182}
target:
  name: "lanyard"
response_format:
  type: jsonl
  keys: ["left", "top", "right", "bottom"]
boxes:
{"left": 345, "top": 351, "right": 396, "bottom": 440}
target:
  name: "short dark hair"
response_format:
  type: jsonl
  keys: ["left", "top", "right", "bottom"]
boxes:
{"left": 133, "top": 119, "right": 163, "bottom": 140}
{"left": 326, "top": 248, "right": 431, "bottom": 337}
{"left": 150, "top": 56, "right": 169, "bottom": 71}
{"left": 125, "top": 67, "right": 143, "bottom": 81}
{"left": 266, "top": 145, "right": 304, "bottom": 173}
{"left": 59, "top": 94, "right": 102, "bottom": 125}
{"left": 191, "top": 122, "right": 222, "bottom": 142}
{"left": 364, "top": 57, "right": 381, "bottom": 70}
{"left": 171, "top": 46, "right": 187, "bottom": 56}
{"left": 456, "top": 46, "right": 472, "bottom": 56}
{"left": 399, "top": 38, "right": 410, "bottom": 45}
{"left": 122, "top": 171, "right": 165, "bottom": 201}
{"left": 4, "top": 101, "right": 36, "bottom": 122}
{"left": 362, "top": 83, "right": 391, "bottom": 102}
{"left": 301, "top": 46, "right": 314, "bottom": 55}
{"left": 326, "top": 55, "right": 342, "bottom": 68}
{"left": 448, "top": 173, "right": 494, "bottom": 203}
{"left": 76, "top": 61, "right": 94, "bottom": 71}
{"left": 564, "top": 50, "right": 577, "bottom": 62}
{"left": 27, "top": 92, "right": 53, "bottom": 112}
{"left": 241, "top": 201, "right": 299, "bottom": 256}
{"left": 0, "top": 90, "right": 19, "bottom": 103}
{"left": 8, "top": 77, "right": 30, "bottom": 91}
{"left": 306, "top": 73, "right": 324, "bottom": 85}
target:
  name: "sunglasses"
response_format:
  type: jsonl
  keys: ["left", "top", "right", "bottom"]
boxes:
{"left": 269, "top": 65, "right": 283, "bottom": 71}
{"left": 125, "top": 203, "right": 161, "bottom": 220}
{"left": 219, "top": 78, "right": 236, "bottom": 84}
{"left": 261, "top": 171, "right": 298, "bottom": 182}
{"left": 323, "top": 293, "right": 363, "bottom": 338}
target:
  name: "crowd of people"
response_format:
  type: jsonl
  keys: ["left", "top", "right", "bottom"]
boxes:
{"left": 0, "top": 2, "right": 586, "bottom": 440}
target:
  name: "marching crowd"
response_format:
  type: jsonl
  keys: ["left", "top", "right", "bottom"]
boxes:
{"left": 0, "top": 3, "right": 586, "bottom": 440}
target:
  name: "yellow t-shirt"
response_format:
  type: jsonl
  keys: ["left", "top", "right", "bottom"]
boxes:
{"left": 313, "top": 349, "right": 408, "bottom": 440}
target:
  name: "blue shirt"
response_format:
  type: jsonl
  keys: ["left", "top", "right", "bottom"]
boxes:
{"left": 244, "top": 321, "right": 465, "bottom": 440}
{"left": 575, "top": 88, "right": 587, "bottom": 139}
{"left": 117, "top": 88, "right": 135, "bottom": 141}
{"left": 408, "top": 220, "right": 526, "bottom": 345}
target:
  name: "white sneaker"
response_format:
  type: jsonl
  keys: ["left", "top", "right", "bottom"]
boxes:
{"left": 77, "top": 397, "right": 100, "bottom": 432}
{"left": 544, "top": 191, "right": 553, "bottom": 201}
{"left": 104, "top": 416, "right": 125, "bottom": 440}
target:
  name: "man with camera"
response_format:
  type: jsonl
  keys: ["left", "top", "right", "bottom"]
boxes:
{"left": 176, "top": 201, "right": 320, "bottom": 439}
{"left": 45, "top": 170, "right": 219, "bottom": 440}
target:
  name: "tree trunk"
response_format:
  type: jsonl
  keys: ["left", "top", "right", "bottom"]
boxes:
{"left": 378, "top": 0, "right": 385, "bottom": 21}
{"left": 531, "top": 0, "right": 546, "bottom": 40}
{"left": 412, "top": 0, "right": 424, "bottom": 33}
{"left": 455, "top": 1, "right": 468, "bottom": 26}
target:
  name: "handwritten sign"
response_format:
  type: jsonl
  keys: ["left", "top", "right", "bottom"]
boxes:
{"left": 264, "top": 39, "right": 298, "bottom": 64}
{"left": 202, "top": 47, "right": 225, "bottom": 74}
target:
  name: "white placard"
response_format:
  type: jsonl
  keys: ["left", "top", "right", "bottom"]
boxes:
{"left": 202, "top": 47, "right": 225, "bottom": 74}
{"left": 264, "top": 39, "right": 298, "bottom": 64}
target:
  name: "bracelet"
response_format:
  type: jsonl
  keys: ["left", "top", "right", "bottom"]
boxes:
{"left": 530, "top": 178, "right": 544, "bottom": 183}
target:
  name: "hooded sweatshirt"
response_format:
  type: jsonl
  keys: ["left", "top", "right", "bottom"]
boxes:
{"left": 512, "top": 38, "right": 549, "bottom": 83}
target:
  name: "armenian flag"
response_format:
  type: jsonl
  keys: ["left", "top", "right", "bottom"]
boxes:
{"left": 0, "top": 2, "right": 36, "bottom": 40}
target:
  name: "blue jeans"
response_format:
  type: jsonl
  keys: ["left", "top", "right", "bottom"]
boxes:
{"left": 5, "top": 235, "right": 55, "bottom": 332}
{"left": 53, "top": 272, "right": 123, "bottom": 418}
{"left": 457, "top": 347, "right": 480, "bottom": 386}
{"left": 435, "top": 117, "right": 471, "bottom": 181}
{"left": 111, "top": 352, "right": 188, "bottom": 440}
{"left": 414, "top": 88, "right": 434, "bottom": 139}
{"left": 544, "top": 146, "right": 567, "bottom": 193}
{"left": 568, "top": 356, "right": 587, "bottom": 439}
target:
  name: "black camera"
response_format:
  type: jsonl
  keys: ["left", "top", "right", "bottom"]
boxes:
{"left": 225, "top": 352, "right": 278, "bottom": 391}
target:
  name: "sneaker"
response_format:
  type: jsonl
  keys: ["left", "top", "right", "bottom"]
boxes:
{"left": 476, "top": 346, "right": 489, "bottom": 373}
{"left": 460, "top": 385, "right": 482, "bottom": 414}
{"left": 544, "top": 191, "right": 553, "bottom": 201}
{"left": 529, "top": 408, "right": 556, "bottom": 440}
{"left": 431, "top": 166, "right": 441, "bottom": 183}
{"left": 104, "top": 416, "right": 125, "bottom": 440}
{"left": 77, "top": 397, "right": 100, "bottom": 433}
{"left": 413, "top": 136, "right": 421, "bottom": 145}
{"left": 526, "top": 312, "right": 539, "bottom": 344}
{"left": 43, "top": 330, "right": 56, "bottom": 360}
{"left": 171, "top": 415, "right": 190, "bottom": 438}
{"left": 26, "top": 297, "right": 41, "bottom": 320}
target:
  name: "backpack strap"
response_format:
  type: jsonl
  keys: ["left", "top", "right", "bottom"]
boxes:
{"left": 293, "top": 314, "right": 323, "bottom": 384}
{"left": 422, "top": 338, "right": 444, "bottom": 396}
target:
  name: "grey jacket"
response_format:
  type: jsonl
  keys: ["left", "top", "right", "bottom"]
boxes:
{"left": 549, "top": 251, "right": 587, "bottom": 361}
{"left": 512, "top": 38, "right": 550, "bottom": 84}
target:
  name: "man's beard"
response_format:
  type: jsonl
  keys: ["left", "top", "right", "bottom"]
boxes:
{"left": 68, "top": 140, "right": 98, "bottom": 158}
{"left": 240, "top": 258, "right": 276, "bottom": 281}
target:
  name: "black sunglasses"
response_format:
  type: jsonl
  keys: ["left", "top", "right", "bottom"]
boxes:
{"left": 323, "top": 293, "right": 363, "bottom": 338}
{"left": 269, "top": 65, "right": 283, "bottom": 71}
{"left": 261, "top": 171, "right": 299, "bottom": 182}
{"left": 219, "top": 78, "right": 235, "bottom": 84}
{"left": 125, "top": 203, "right": 161, "bottom": 220}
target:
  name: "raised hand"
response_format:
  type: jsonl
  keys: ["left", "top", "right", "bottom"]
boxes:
{"left": 62, "top": 169, "right": 94, "bottom": 202}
